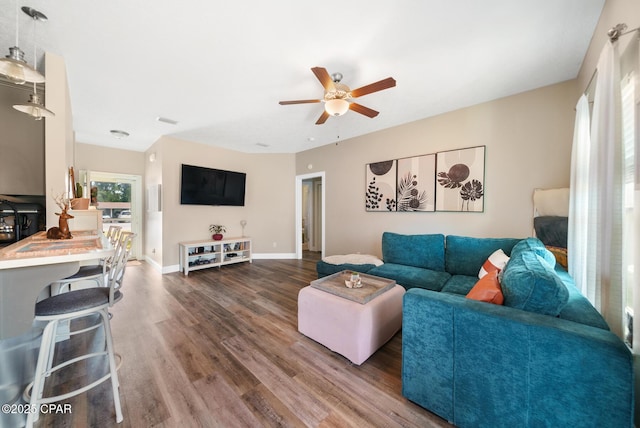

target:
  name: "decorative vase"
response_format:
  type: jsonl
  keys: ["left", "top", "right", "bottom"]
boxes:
{"left": 212, "top": 234, "right": 223, "bottom": 240}
{"left": 70, "top": 198, "right": 90, "bottom": 210}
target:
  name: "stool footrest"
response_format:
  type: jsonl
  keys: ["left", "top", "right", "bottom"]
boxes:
{"left": 23, "top": 350, "right": 112, "bottom": 402}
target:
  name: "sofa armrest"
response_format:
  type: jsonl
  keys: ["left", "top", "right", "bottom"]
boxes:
{"left": 402, "top": 289, "right": 634, "bottom": 428}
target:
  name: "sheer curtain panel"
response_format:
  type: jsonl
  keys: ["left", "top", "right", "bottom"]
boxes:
{"left": 569, "top": 41, "right": 624, "bottom": 336}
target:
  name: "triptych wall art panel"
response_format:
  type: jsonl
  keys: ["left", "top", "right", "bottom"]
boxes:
{"left": 436, "top": 146, "right": 485, "bottom": 212}
{"left": 396, "top": 154, "right": 436, "bottom": 212}
{"left": 365, "top": 146, "right": 485, "bottom": 212}
{"left": 365, "top": 160, "right": 397, "bottom": 211}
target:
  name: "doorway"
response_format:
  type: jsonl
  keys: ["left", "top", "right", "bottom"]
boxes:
{"left": 83, "top": 170, "right": 142, "bottom": 260}
{"left": 296, "top": 172, "right": 325, "bottom": 259}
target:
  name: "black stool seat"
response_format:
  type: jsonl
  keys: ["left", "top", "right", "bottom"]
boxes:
{"left": 36, "top": 288, "right": 122, "bottom": 316}
{"left": 63, "top": 264, "right": 108, "bottom": 280}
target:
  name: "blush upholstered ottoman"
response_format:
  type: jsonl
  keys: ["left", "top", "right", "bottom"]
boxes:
{"left": 297, "top": 271, "right": 405, "bottom": 365}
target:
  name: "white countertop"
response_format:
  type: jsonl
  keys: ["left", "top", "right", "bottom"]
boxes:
{"left": 0, "top": 230, "right": 113, "bottom": 269}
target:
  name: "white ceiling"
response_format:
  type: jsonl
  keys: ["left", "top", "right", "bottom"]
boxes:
{"left": 1, "top": 0, "right": 604, "bottom": 153}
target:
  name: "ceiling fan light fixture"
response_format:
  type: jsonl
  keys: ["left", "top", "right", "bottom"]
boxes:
{"left": 325, "top": 99, "right": 349, "bottom": 116}
{"left": 13, "top": 92, "right": 55, "bottom": 120}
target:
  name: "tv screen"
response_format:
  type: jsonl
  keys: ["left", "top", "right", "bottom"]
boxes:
{"left": 180, "top": 164, "right": 246, "bottom": 206}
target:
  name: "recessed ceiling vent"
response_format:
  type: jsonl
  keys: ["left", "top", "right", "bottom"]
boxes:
{"left": 156, "top": 116, "right": 178, "bottom": 125}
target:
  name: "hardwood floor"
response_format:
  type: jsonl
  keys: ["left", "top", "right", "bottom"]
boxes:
{"left": 35, "top": 258, "right": 451, "bottom": 427}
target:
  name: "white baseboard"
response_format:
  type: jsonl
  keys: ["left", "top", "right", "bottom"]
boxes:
{"left": 252, "top": 252, "right": 297, "bottom": 259}
{"left": 163, "top": 264, "right": 180, "bottom": 274}
{"left": 144, "top": 255, "right": 180, "bottom": 274}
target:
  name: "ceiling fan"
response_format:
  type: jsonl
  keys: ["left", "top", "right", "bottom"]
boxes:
{"left": 279, "top": 67, "right": 396, "bottom": 125}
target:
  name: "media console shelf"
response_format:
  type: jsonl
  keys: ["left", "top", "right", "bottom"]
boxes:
{"left": 179, "top": 237, "right": 252, "bottom": 275}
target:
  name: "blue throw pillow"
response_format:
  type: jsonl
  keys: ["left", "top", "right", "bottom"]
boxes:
{"left": 381, "top": 232, "right": 445, "bottom": 271}
{"left": 510, "top": 237, "right": 556, "bottom": 268}
{"left": 501, "top": 252, "right": 569, "bottom": 316}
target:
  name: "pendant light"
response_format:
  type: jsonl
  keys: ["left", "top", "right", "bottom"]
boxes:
{"left": 0, "top": 3, "right": 45, "bottom": 84}
{"left": 13, "top": 82, "right": 55, "bottom": 120}
{"left": 13, "top": 7, "right": 54, "bottom": 120}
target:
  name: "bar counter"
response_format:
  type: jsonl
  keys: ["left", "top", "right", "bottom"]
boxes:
{"left": 0, "top": 230, "right": 113, "bottom": 427}
{"left": 0, "top": 230, "right": 113, "bottom": 338}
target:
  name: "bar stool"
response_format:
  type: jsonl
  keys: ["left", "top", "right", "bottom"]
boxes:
{"left": 106, "top": 225, "right": 122, "bottom": 245}
{"left": 49, "top": 226, "right": 125, "bottom": 294}
{"left": 23, "top": 232, "right": 135, "bottom": 427}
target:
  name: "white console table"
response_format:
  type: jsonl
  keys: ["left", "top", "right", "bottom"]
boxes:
{"left": 179, "top": 237, "right": 252, "bottom": 275}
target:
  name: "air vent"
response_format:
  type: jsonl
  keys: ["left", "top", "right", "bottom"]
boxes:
{"left": 156, "top": 116, "right": 178, "bottom": 125}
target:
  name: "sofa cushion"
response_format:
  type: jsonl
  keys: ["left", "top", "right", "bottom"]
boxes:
{"left": 466, "top": 271, "right": 503, "bottom": 304}
{"left": 368, "top": 263, "right": 450, "bottom": 291}
{"left": 316, "top": 261, "right": 377, "bottom": 278}
{"left": 510, "top": 237, "right": 556, "bottom": 268}
{"left": 445, "top": 235, "right": 521, "bottom": 277}
{"left": 381, "top": 232, "right": 445, "bottom": 271}
{"left": 440, "top": 275, "right": 478, "bottom": 295}
{"left": 478, "top": 249, "right": 510, "bottom": 278}
{"left": 501, "top": 252, "right": 569, "bottom": 316}
{"left": 555, "top": 267, "right": 610, "bottom": 330}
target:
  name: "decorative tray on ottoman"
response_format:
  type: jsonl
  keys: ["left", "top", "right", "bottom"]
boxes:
{"left": 310, "top": 270, "right": 396, "bottom": 304}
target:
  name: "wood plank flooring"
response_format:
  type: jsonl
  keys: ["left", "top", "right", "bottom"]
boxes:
{"left": 35, "top": 255, "right": 451, "bottom": 427}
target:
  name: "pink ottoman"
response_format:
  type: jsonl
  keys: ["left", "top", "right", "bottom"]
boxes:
{"left": 297, "top": 284, "right": 405, "bottom": 365}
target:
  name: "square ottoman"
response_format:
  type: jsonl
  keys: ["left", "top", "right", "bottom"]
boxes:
{"left": 297, "top": 281, "right": 404, "bottom": 365}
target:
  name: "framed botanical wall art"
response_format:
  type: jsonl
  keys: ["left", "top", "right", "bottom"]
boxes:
{"left": 365, "top": 160, "right": 397, "bottom": 211}
{"left": 396, "top": 154, "right": 436, "bottom": 212}
{"left": 435, "top": 146, "right": 485, "bottom": 212}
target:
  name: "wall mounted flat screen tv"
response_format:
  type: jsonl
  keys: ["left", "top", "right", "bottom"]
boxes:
{"left": 180, "top": 164, "right": 246, "bottom": 206}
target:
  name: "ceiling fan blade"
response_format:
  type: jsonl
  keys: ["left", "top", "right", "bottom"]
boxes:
{"left": 279, "top": 99, "right": 322, "bottom": 105}
{"left": 350, "top": 77, "right": 396, "bottom": 98}
{"left": 311, "top": 67, "right": 335, "bottom": 91}
{"left": 349, "top": 103, "right": 379, "bottom": 118}
{"left": 315, "top": 110, "right": 330, "bottom": 125}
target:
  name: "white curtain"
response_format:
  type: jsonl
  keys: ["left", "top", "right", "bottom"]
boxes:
{"left": 568, "top": 94, "right": 591, "bottom": 297}
{"left": 569, "top": 41, "right": 624, "bottom": 335}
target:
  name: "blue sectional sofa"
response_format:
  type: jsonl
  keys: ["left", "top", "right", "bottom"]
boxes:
{"left": 356, "top": 232, "right": 633, "bottom": 427}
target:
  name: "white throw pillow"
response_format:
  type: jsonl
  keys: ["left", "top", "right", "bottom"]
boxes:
{"left": 478, "top": 249, "right": 510, "bottom": 279}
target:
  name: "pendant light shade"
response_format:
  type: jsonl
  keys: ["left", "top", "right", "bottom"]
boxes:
{"left": 13, "top": 90, "right": 55, "bottom": 120}
{"left": 0, "top": 3, "right": 46, "bottom": 84}
{"left": 0, "top": 46, "right": 45, "bottom": 84}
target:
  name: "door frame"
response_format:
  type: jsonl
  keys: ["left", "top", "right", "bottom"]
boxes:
{"left": 295, "top": 171, "right": 325, "bottom": 259}
{"left": 85, "top": 170, "right": 143, "bottom": 260}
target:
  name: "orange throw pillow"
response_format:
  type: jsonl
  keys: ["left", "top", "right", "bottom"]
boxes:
{"left": 466, "top": 270, "right": 504, "bottom": 305}
{"left": 478, "top": 249, "right": 510, "bottom": 278}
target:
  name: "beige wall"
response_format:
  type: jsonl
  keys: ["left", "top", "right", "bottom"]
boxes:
{"left": 296, "top": 80, "right": 577, "bottom": 257}
{"left": 144, "top": 140, "right": 163, "bottom": 269}
{"left": 147, "top": 137, "right": 296, "bottom": 269}
{"left": 0, "top": 81, "right": 44, "bottom": 195}
{"left": 44, "top": 52, "right": 74, "bottom": 228}
{"left": 74, "top": 143, "right": 145, "bottom": 176}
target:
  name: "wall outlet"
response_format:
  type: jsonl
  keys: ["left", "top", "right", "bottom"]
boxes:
{"left": 152, "top": 248, "right": 156, "bottom": 254}
{"left": 272, "top": 242, "right": 277, "bottom": 248}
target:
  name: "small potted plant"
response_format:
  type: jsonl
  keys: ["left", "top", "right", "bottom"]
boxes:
{"left": 209, "top": 224, "right": 226, "bottom": 240}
